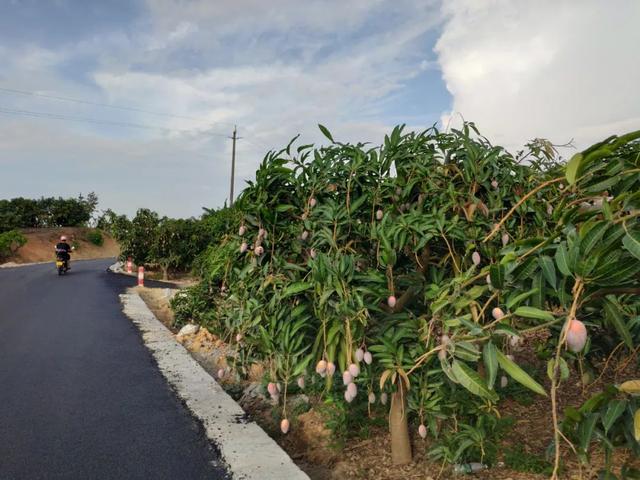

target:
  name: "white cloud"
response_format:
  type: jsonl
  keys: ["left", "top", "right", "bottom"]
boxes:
{"left": 145, "top": 0, "right": 389, "bottom": 37}
{"left": 436, "top": 0, "right": 640, "bottom": 151}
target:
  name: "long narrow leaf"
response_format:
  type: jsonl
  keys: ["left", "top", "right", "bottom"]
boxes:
{"left": 451, "top": 360, "right": 498, "bottom": 401}
{"left": 604, "top": 299, "right": 633, "bottom": 349}
{"left": 602, "top": 400, "right": 626, "bottom": 434}
{"left": 489, "top": 264, "right": 505, "bottom": 289}
{"left": 496, "top": 350, "right": 547, "bottom": 396}
{"left": 622, "top": 231, "right": 640, "bottom": 261}
{"left": 539, "top": 255, "right": 557, "bottom": 289}
{"left": 483, "top": 342, "right": 498, "bottom": 390}
{"left": 578, "top": 413, "right": 600, "bottom": 454}
{"left": 318, "top": 124, "right": 334, "bottom": 142}
{"left": 555, "top": 243, "right": 573, "bottom": 277}
{"left": 514, "top": 306, "right": 554, "bottom": 322}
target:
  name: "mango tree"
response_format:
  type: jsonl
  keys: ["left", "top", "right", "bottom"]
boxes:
{"left": 180, "top": 123, "right": 640, "bottom": 471}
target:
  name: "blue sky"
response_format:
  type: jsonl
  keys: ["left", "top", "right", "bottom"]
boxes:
{"left": 1, "top": 0, "right": 638, "bottom": 217}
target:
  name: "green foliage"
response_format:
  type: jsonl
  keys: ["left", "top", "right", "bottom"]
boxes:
{"left": 561, "top": 382, "right": 640, "bottom": 476}
{"left": 503, "top": 445, "right": 553, "bottom": 475}
{"left": 317, "top": 388, "right": 386, "bottom": 446}
{"left": 170, "top": 283, "right": 217, "bottom": 328}
{"left": 98, "top": 205, "right": 239, "bottom": 275}
{"left": 0, "top": 230, "right": 27, "bottom": 261}
{"left": 0, "top": 193, "right": 98, "bottom": 233}
{"left": 429, "top": 415, "right": 512, "bottom": 466}
{"left": 86, "top": 230, "right": 104, "bottom": 246}
{"left": 172, "top": 123, "right": 640, "bottom": 465}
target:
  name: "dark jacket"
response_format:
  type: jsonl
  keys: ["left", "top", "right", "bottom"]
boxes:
{"left": 55, "top": 242, "right": 71, "bottom": 260}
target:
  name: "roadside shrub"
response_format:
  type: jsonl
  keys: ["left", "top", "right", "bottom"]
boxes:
{"left": 0, "top": 230, "right": 27, "bottom": 261}
{"left": 170, "top": 283, "right": 217, "bottom": 328}
{"left": 86, "top": 230, "right": 104, "bottom": 246}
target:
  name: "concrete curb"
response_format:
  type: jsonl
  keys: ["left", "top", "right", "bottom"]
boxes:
{"left": 120, "top": 291, "right": 309, "bottom": 480}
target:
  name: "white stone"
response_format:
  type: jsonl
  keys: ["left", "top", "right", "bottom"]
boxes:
{"left": 177, "top": 323, "right": 200, "bottom": 336}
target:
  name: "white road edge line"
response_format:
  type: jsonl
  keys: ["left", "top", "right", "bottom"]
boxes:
{"left": 120, "top": 290, "right": 309, "bottom": 480}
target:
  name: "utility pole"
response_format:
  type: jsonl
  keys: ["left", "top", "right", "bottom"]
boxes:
{"left": 229, "top": 126, "right": 237, "bottom": 206}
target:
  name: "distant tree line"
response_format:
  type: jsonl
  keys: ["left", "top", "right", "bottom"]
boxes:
{"left": 0, "top": 193, "right": 98, "bottom": 233}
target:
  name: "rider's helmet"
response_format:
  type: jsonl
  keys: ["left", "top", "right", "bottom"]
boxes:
{"left": 60, "top": 235, "right": 67, "bottom": 241}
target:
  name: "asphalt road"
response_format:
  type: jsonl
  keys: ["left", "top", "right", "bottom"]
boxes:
{"left": 0, "top": 259, "right": 228, "bottom": 480}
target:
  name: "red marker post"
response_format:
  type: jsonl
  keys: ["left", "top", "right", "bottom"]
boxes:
{"left": 138, "top": 266, "right": 144, "bottom": 287}
{"left": 126, "top": 257, "right": 133, "bottom": 274}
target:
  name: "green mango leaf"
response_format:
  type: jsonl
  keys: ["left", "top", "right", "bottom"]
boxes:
{"left": 579, "top": 391, "right": 609, "bottom": 414}
{"left": 496, "top": 350, "right": 547, "bottom": 396}
{"left": 602, "top": 400, "right": 627, "bottom": 434}
{"left": 348, "top": 194, "right": 368, "bottom": 213}
{"left": 451, "top": 360, "right": 498, "bottom": 401}
{"left": 440, "top": 357, "right": 459, "bottom": 384}
{"left": 506, "top": 288, "right": 539, "bottom": 310}
{"left": 539, "top": 255, "right": 557, "bottom": 289}
{"left": 489, "top": 264, "right": 505, "bottom": 289}
{"left": 548, "top": 357, "right": 570, "bottom": 381}
{"left": 494, "top": 324, "right": 519, "bottom": 338}
{"left": 580, "top": 221, "right": 610, "bottom": 257}
{"left": 514, "top": 306, "right": 554, "bottom": 322}
{"left": 583, "top": 175, "right": 621, "bottom": 194}
{"left": 601, "top": 198, "right": 613, "bottom": 221}
{"left": 622, "top": 231, "right": 640, "bottom": 261}
{"left": 565, "top": 152, "right": 583, "bottom": 185}
{"left": 555, "top": 243, "right": 573, "bottom": 277}
{"left": 483, "top": 342, "right": 498, "bottom": 390}
{"left": 601, "top": 261, "right": 640, "bottom": 285}
{"left": 275, "top": 204, "right": 295, "bottom": 212}
{"left": 318, "top": 124, "right": 334, "bottom": 142}
{"left": 604, "top": 299, "right": 633, "bottom": 349}
{"left": 578, "top": 413, "right": 599, "bottom": 454}
{"left": 611, "top": 129, "right": 640, "bottom": 150}
{"left": 512, "top": 258, "right": 538, "bottom": 282}
{"left": 455, "top": 340, "right": 481, "bottom": 359}
{"left": 559, "top": 357, "right": 570, "bottom": 381}
{"left": 546, "top": 359, "right": 554, "bottom": 381}
{"left": 532, "top": 271, "right": 545, "bottom": 309}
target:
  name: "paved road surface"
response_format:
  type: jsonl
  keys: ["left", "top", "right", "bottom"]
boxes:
{"left": 0, "top": 259, "right": 228, "bottom": 480}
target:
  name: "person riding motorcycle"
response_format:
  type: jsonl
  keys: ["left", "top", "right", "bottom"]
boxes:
{"left": 55, "top": 235, "right": 72, "bottom": 270}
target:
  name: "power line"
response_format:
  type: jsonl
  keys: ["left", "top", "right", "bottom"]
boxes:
{"left": 0, "top": 86, "right": 274, "bottom": 148}
{"left": 0, "top": 86, "right": 237, "bottom": 129}
{"left": 0, "top": 106, "right": 230, "bottom": 137}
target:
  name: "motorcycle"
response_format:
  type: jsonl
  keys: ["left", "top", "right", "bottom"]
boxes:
{"left": 55, "top": 249, "right": 70, "bottom": 275}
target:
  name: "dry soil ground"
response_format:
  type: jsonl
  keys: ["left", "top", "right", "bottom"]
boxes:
{"left": 2, "top": 227, "right": 119, "bottom": 264}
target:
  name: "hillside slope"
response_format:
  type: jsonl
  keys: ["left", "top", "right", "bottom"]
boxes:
{"left": 5, "top": 228, "right": 119, "bottom": 264}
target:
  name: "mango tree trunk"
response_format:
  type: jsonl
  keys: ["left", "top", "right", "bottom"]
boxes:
{"left": 389, "top": 380, "right": 411, "bottom": 465}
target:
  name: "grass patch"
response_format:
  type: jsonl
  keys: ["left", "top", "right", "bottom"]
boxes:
{"left": 503, "top": 445, "right": 553, "bottom": 475}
